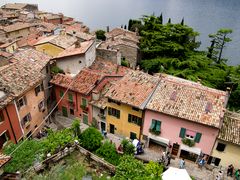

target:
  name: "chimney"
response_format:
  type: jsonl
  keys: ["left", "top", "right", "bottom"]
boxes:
{"left": 75, "top": 41, "right": 81, "bottom": 48}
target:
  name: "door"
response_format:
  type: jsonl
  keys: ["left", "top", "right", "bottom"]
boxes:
{"left": 172, "top": 143, "right": 180, "bottom": 156}
{"left": 101, "top": 121, "right": 106, "bottom": 132}
{"left": 110, "top": 124, "right": 115, "bottom": 134}
{"left": 83, "top": 114, "right": 88, "bottom": 125}
{"left": 62, "top": 106, "right": 68, "bottom": 117}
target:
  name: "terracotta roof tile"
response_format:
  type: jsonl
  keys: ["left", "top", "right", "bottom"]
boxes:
{"left": 146, "top": 74, "right": 228, "bottom": 128}
{"left": 51, "top": 69, "right": 102, "bottom": 95}
{"left": 0, "top": 153, "right": 11, "bottom": 168}
{"left": 54, "top": 40, "right": 94, "bottom": 59}
{"left": 105, "top": 71, "right": 159, "bottom": 109}
{"left": 0, "top": 50, "right": 12, "bottom": 58}
{"left": 106, "top": 28, "right": 139, "bottom": 41}
{"left": 13, "top": 48, "right": 51, "bottom": 71}
{"left": 218, "top": 111, "right": 240, "bottom": 145}
{"left": 0, "top": 61, "right": 45, "bottom": 97}
{"left": 35, "top": 35, "right": 77, "bottom": 49}
{"left": 99, "top": 38, "right": 139, "bottom": 49}
{"left": 3, "top": 22, "right": 33, "bottom": 33}
{"left": 67, "top": 31, "right": 94, "bottom": 41}
{"left": 1, "top": 3, "right": 28, "bottom": 10}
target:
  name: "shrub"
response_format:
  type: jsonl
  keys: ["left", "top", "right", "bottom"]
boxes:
{"left": 96, "top": 141, "right": 120, "bottom": 165}
{"left": 145, "top": 161, "right": 163, "bottom": 178}
{"left": 121, "top": 59, "right": 129, "bottom": 67}
{"left": 95, "top": 30, "right": 106, "bottom": 41}
{"left": 43, "top": 128, "right": 74, "bottom": 154}
{"left": 71, "top": 119, "right": 81, "bottom": 138}
{"left": 3, "top": 140, "right": 46, "bottom": 173}
{"left": 121, "top": 139, "right": 135, "bottom": 155}
{"left": 91, "top": 118, "right": 99, "bottom": 129}
{"left": 51, "top": 66, "right": 64, "bottom": 74}
{"left": 80, "top": 127, "right": 103, "bottom": 151}
{"left": 182, "top": 138, "right": 195, "bottom": 147}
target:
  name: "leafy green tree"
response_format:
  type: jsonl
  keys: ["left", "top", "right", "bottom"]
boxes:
{"left": 96, "top": 141, "right": 120, "bottom": 165}
{"left": 96, "top": 30, "right": 106, "bottom": 41}
{"left": 114, "top": 155, "right": 146, "bottom": 179}
{"left": 3, "top": 140, "right": 46, "bottom": 173}
{"left": 145, "top": 161, "right": 163, "bottom": 179}
{"left": 208, "top": 28, "right": 233, "bottom": 63}
{"left": 121, "top": 139, "right": 135, "bottom": 155}
{"left": 71, "top": 119, "right": 81, "bottom": 137}
{"left": 80, "top": 127, "right": 103, "bottom": 151}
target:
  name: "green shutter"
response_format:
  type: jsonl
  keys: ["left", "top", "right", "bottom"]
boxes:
{"left": 62, "top": 106, "right": 68, "bottom": 117}
{"left": 83, "top": 114, "right": 88, "bottom": 124}
{"left": 194, "top": 132, "right": 202, "bottom": 143}
{"left": 128, "top": 114, "right": 131, "bottom": 122}
{"left": 108, "top": 107, "right": 112, "bottom": 115}
{"left": 60, "top": 90, "right": 64, "bottom": 97}
{"left": 156, "top": 121, "right": 161, "bottom": 131}
{"left": 137, "top": 118, "right": 142, "bottom": 126}
{"left": 68, "top": 93, "right": 73, "bottom": 102}
{"left": 150, "top": 120, "right": 156, "bottom": 129}
{"left": 179, "top": 128, "right": 186, "bottom": 138}
{"left": 116, "top": 110, "right": 120, "bottom": 118}
{"left": 82, "top": 98, "right": 87, "bottom": 106}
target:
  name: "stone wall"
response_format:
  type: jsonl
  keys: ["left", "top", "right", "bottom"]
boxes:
{"left": 96, "top": 48, "right": 121, "bottom": 65}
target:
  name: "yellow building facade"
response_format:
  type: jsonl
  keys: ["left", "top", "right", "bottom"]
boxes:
{"left": 35, "top": 43, "right": 64, "bottom": 57}
{"left": 211, "top": 139, "right": 240, "bottom": 168}
{"left": 106, "top": 101, "right": 143, "bottom": 140}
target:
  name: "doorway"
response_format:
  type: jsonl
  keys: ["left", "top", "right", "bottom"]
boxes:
{"left": 101, "top": 121, "right": 106, "bottom": 132}
{"left": 172, "top": 143, "right": 180, "bottom": 156}
{"left": 110, "top": 124, "right": 115, "bottom": 134}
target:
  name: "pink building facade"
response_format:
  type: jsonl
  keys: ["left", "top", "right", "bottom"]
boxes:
{"left": 143, "top": 110, "right": 219, "bottom": 160}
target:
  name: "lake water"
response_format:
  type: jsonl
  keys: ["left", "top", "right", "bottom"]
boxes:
{"left": 1, "top": 0, "right": 240, "bottom": 65}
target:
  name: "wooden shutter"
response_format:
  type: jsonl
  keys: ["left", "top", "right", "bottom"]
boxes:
{"left": 156, "top": 121, "right": 161, "bottom": 131}
{"left": 108, "top": 107, "right": 112, "bottom": 115}
{"left": 116, "top": 109, "right": 120, "bottom": 118}
{"left": 194, "top": 132, "right": 202, "bottom": 143}
{"left": 179, "top": 128, "right": 186, "bottom": 138}
{"left": 150, "top": 120, "right": 156, "bottom": 129}
{"left": 137, "top": 118, "right": 142, "bottom": 126}
{"left": 128, "top": 114, "right": 131, "bottom": 122}
{"left": 82, "top": 98, "right": 87, "bottom": 106}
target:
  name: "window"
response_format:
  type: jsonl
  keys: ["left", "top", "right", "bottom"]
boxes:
{"left": 82, "top": 98, "right": 87, "bottom": 107}
{"left": 130, "top": 132, "right": 137, "bottom": 140}
{"left": 100, "top": 109, "right": 105, "bottom": 115}
{"left": 68, "top": 93, "right": 73, "bottom": 102}
{"left": 60, "top": 90, "right": 64, "bottom": 97}
{"left": 108, "top": 107, "right": 120, "bottom": 118}
{"left": 83, "top": 114, "right": 88, "bottom": 124}
{"left": 179, "top": 128, "right": 202, "bottom": 143}
{"left": 108, "top": 98, "right": 120, "bottom": 105}
{"left": 216, "top": 142, "right": 226, "bottom": 152}
{"left": 17, "top": 96, "right": 27, "bottom": 109}
{"left": 70, "top": 108, "right": 74, "bottom": 115}
{"left": 35, "top": 84, "right": 44, "bottom": 96}
{"left": 38, "top": 100, "right": 45, "bottom": 112}
{"left": 128, "top": 114, "right": 142, "bottom": 126}
{"left": 132, "top": 107, "right": 139, "bottom": 111}
{"left": 0, "top": 131, "right": 9, "bottom": 148}
{"left": 0, "top": 111, "right": 4, "bottom": 122}
{"left": 150, "top": 119, "right": 161, "bottom": 133}
{"left": 21, "top": 113, "right": 32, "bottom": 127}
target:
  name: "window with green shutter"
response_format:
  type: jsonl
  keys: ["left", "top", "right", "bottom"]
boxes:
{"left": 150, "top": 119, "right": 161, "bottom": 135}
{"left": 83, "top": 114, "right": 88, "bottom": 124}
{"left": 108, "top": 107, "right": 120, "bottom": 119}
{"left": 82, "top": 98, "right": 87, "bottom": 106}
{"left": 60, "top": 90, "right": 64, "bottom": 97}
{"left": 68, "top": 93, "right": 73, "bottom": 102}
{"left": 194, "top": 132, "right": 202, "bottom": 143}
{"left": 128, "top": 114, "right": 142, "bottom": 126}
{"left": 179, "top": 128, "right": 186, "bottom": 138}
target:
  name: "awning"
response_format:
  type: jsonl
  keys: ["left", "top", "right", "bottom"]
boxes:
{"left": 162, "top": 167, "right": 191, "bottom": 180}
{"left": 148, "top": 133, "right": 170, "bottom": 145}
{"left": 180, "top": 144, "right": 201, "bottom": 155}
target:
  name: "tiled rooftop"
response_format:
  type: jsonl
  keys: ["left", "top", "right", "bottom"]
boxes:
{"left": 0, "top": 61, "right": 45, "bottom": 97}
{"left": 146, "top": 74, "right": 228, "bottom": 128}
{"left": 35, "top": 34, "right": 77, "bottom": 49}
{"left": 218, "top": 111, "right": 240, "bottom": 145}
{"left": 106, "top": 28, "right": 139, "bottom": 41}
{"left": 99, "top": 38, "right": 139, "bottom": 49}
{"left": 54, "top": 40, "right": 94, "bottom": 59}
{"left": 13, "top": 48, "right": 51, "bottom": 71}
{"left": 1, "top": 3, "right": 28, "bottom": 10}
{"left": 0, "top": 50, "right": 12, "bottom": 58}
{"left": 3, "top": 22, "right": 32, "bottom": 33}
{"left": 67, "top": 31, "right": 94, "bottom": 41}
{"left": 105, "top": 71, "right": 159, "bottom": 109}
{"left": 0, "top": 153, "right": 11, "bottom": 168}
{"left": 89, "top": 59, "right": 130, "bottom": 76}
{"left": 51, "top": 69, "right": 103, "bottom": 95}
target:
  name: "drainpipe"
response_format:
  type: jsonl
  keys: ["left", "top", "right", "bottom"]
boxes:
{"left": 5, "top": 107, "right": 17, "bottom": 143}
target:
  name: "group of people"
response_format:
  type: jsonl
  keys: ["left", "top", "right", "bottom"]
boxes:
{"left": 227, "top": 164, "right": 240, "bottom": 180}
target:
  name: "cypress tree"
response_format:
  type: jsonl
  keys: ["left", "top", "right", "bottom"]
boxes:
{"left": 181, "top": 18, "right": 184, "bottom": 25}
{"left": 168, "top": 18, "right": 171, "bottom": 24}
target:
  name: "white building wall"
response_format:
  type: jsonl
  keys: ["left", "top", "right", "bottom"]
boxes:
{"left": 85, "top": 41, "right": 96, "bottom": 67}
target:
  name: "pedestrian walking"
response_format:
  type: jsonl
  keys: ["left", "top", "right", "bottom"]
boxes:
{"left": 227, "top": 164, "right": 234, "bottom": 177}
{"left": 166, "top": 152, "right": 171, "bottom": 166}
{"left": 179, "top": 158, "right": 185, "bottom": 169}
